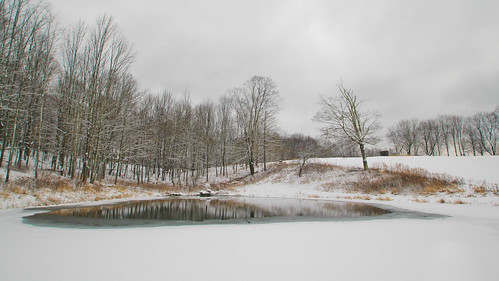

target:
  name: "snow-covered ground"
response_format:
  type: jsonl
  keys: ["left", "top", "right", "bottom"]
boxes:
{"left": 318, "top": 155, "right": 499, "bottom": 188}
{"left": 236, "top": 156, "right": 499, "bottom": 205}
{"left": 1, "top": 156, "right": 499, "bottom": 281}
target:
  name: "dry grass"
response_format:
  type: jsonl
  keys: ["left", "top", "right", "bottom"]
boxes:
{"left": 208, "top": 180, "right": 239, "bottom": 191}
{"left": 1, "top": 164, "right": 263, "bottom": 209}
{"left": 350, "top": 164, "right": 461, "bottom": 195}
{"left": 10, "top": 186, "right": 29, "bottom": 195}
{"left": 0, "top": 173, "right": 188, "bottom": 208}
{"left": 321, "top": 181, "right": 338, "bottom": 191}
{"left": 300, "top": 162, "right": 345, "bottom": 175}
{"left": 337, "top": 195, "right": 354, "bottom": 200}
{"left": 352, "top": 195, "right": 371, "bottom": 200}
{"left": 472, "top": 186, "right": 487, "bottom": 194}
{"left": 114, "top": 180, "right": 181, "bottom": 193}
{"left": 375, "top": 196, "right": 393, "bottom": 201}
{"left": 225, "top": 162, "right": 295, "bottom": 186}
{"left": 413, "top": 197, "right": 429, "bottom": 203}
{"left": 0, "top": 191, "right": 9, "bottom": 199}
{"left": 7, "top": 174, "right": 75, "bottom": 192}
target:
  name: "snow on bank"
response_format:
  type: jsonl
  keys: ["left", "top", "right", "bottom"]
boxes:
{"left": 1, "top": 156, "right": 499, "bottom": 281}
{"left": 234, "top": 156, "right": 499, "bottom": 206}
{"left": 1, "top": 202, "right": 499, "bottom": 281}
{"left": 2, "top": 156, "right": 499, "bottom": 209}
{"left": 314, "top": 156, "right": 499, "bottom": 188}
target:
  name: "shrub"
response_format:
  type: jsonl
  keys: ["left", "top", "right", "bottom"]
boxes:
{"left": 300, "top": 162, "right": 344, "bottom": 175}
{"left": 473, "top": 186, "right": 487, "bottom": 194}
{"left": 350, "top": 164, "right": 460, "bottom": 195}
{"left": 413, "top": 197, "right": 428, "bottom": 203}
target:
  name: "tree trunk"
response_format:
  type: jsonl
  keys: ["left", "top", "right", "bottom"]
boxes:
{"left": 5, "top": 87, "right": 23, "bottom": 182}
{"left": 249, "top": 160, "right": 255, "bottom": 176}
{"left": 35, "top": 91, "right": 47, "bottom": 179}
{"left": 359, "top": 143, "right": 368, "bottom": 171}
{"left": 298, "top": 158, "right": 307, "bottom": 177}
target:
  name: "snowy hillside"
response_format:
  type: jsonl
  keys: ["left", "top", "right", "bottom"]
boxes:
{"left": 1, "top": 156, "right": 498, "bottom": 209}
{"left": 319, "top": 156, "right": 499, "bottom": 187}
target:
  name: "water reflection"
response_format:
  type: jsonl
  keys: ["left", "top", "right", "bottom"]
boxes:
{"left": 36, "top": 197, "right": 389, "bottom": 224}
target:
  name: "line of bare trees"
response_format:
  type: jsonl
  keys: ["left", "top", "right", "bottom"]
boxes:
{"left": 1, "top": 0, "right": 56, "bottom": 181}
{"left": 4, "top": 0, "right": 495, "bottom": 188}
{"left": 110, "top": 76, "right": 280, "bottom": 187}
{"left": 387, "top": 107, "right": 498, "bottom": 156}
{"left": 0, "top": 0, "right": 281, "bottom": 185}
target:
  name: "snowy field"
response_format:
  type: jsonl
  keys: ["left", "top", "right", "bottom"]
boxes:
{"left": 318, "top": 155, "right": 499, "bottom": 187}
{"left": 1, "top": 156, "right": 499, "bottom": 281}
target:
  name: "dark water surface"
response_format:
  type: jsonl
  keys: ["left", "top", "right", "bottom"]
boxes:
{"left": 23, "top": 196, "right": 437, "bottom": 228}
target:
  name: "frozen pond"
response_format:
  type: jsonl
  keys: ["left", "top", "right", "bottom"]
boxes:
{"left": 22, "top": 197, "right": 403, "bottom": 227}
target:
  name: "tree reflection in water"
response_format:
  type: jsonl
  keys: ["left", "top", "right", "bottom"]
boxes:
{"left": 47, "top": 198, "right": 389, "bottom": 222}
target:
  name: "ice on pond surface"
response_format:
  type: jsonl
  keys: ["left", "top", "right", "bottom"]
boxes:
{"left": 23, "top": 197, "right": 396, "bottom": 227}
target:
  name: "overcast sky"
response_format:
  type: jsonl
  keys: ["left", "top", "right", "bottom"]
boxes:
{"left": 47, "top": 0, "right": 499, "bottom": 146}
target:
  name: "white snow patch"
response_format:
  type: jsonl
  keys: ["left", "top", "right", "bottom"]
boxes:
{"left": 315, "top": 156, "right": 499, "bottom": 187}
{"left": 1, "top": 202, "right": 499, "bottom": 281}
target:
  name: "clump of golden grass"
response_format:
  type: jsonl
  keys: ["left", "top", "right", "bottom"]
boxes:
{"left": 205, "top": 181, "right": 231, "bottom": 191}
{"left": 472, "top": 186, "right": 487, "bottom": 194}
{"left": 321, "top": 181, "right": 338, "bottom": 191}
{"left": 350, "top": 164, "right": 461, "bottom": 195}
{"left": 9, "top": 174, "right": 75, "bottom": 192}
{"left": 300, "top": 162, "right": 344, "bottom": 175}
{"left": 0, "top": 191, "right": 10, "bottom": 199}
{"left": 413, "top": 197, "right": 429, "bottom": 203}
{"left": 3, "top": 175, "right": 71, "bottom": 196}
{"left": 352, "top": 195, "right": 371, "bottom": 200}
{"left": 10, "top": 186, "right": 29, "bottom": 195}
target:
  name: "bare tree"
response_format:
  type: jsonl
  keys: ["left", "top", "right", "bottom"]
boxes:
{"left": 437, "top": 115, "right": 452, "bottom": 156}
{"left": 52, "top": 21, "right": 86, "bottom": 179}
{"left": 1, "top": 0, "right": 56, "bottom": 182}
{"left": 418, "top": 119, "right": 440, "bottom": 156}
{"left": 313, "top": 82, "right": 381, "bottom": 170}
{"left": 215, "top": 94, "right": 233, "bottom": 177}
{"left": 280, "top": 134, "right": 322, "bottom": 177}
{"left": 447, "top": 115, "right": 466, "bottom": 156}
{"left": 231, "top": 76, "right": 279, "bottom": 176}
{"left": 192, "top": 100, "right": 215, "bottom": 182}
{"left": 78, "top": 15, "right": 135, "bottom": 183}
{"left": 388, "top": 107, "right": 497, "bottom": 157}
{"left": 386, "top": 119, "right": 420, "bottom": 155}
{"left": 469, "top": 109, "right": 498, "bottom": 155}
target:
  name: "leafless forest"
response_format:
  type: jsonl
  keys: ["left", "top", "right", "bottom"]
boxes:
{"left": 387, "top": 112, "right": 498, "bottom": 157}
{"left": 1, "top": 0, "right": 497, "bottom": 186}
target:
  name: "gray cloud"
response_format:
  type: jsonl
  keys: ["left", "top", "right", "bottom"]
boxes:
{"left": 48, "top": 0, "right": 499, "bottom": 139}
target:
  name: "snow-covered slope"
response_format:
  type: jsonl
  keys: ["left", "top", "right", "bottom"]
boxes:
{"left": 316, "top": 156, "right": 499, "bottom": 187}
